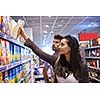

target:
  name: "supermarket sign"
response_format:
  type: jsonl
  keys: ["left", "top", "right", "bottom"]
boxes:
{"left": 79, "top": 32, "right": 98, "bottom": 41}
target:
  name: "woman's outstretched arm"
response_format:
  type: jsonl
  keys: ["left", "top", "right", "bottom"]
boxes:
{"left": 18, "top": 28, "right": 57, "bottom": 66}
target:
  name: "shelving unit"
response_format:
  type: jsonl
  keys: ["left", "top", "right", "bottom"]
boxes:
{"left": 0, "top": 17, "right": 35, "bottom": 83}
{"left": 89, "top": 75, "right": 100, "bottom": 82}
{"left": 85, "top": 38, "right": 100, "bottom": 83}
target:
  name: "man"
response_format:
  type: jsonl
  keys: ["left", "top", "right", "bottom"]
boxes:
{"left": 42, "top": 34, "right": 63, "bottom": 83}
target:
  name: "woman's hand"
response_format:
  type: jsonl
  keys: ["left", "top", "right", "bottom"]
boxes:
{"left": 17, "top": 27, "right": 28, "bottom": 41}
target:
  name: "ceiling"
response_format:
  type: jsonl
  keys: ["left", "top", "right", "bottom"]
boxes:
{"left": 12, "top": 16, "right": 100, "bottom": 48}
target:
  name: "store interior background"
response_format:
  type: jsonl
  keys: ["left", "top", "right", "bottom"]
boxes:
{"left": 12, "top": 16, "right": 100, "bottom": 54}
{"left": 1, "top": 16, "right": 100, "bottom": 83}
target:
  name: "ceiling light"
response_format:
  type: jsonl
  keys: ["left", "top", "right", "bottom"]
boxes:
{"left": 44, "top": 35, "right": 47, "bottom": 38}
{"left": 44, "top": 31, "right": 48, "bottom": 33}
{"left": 45, "top": 24, "right": 49, "bottom": 28}
{"left": 58, "top": 24, "right": 63, "bottom": 27}
{"left": 88, "top": 22, "right": 99, "bottom": 27}
{"left": 48, "top": 16, "right": 51, "bottom": 18}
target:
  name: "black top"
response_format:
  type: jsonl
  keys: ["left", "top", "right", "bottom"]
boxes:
{"left": 24, "top": 38, "right": 89, "bottom": 83}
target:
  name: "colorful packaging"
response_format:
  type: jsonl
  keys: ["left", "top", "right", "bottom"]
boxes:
{"left": 8, "top": 69, "right": 12, "bottom": 81}
{"left": 0, "top": 39, "right": 2, "bottom": 65}
{"left": 12, "top": 19, "right": 25, "bottom": 39}
{"left": 1, "top": 40, "right": 6, "bottom": 65}
{"left": 21, "top": 47, "right": 24, "bottom": 60}
{"left": 17, "top": 45, "right": 21, "bottom": 61}
{"left": 0, "top": 16, "right": 3, "bottom": 32}
{"left": 3, "top": 71, "right": 9, "bottom": 83}
{"left": 3, "top": 16, "right": 10, "bottom": 36}
{"left": 0, "top": 72, "right": 3, "bottom": 83}
{"left": 5, "top": 41, "right": 10, "bottom": 64}
{"left": 9, "top": 18, "right": 17, "bottom": 38}
{"left": 8, "top": 69, "right": 15, "bottom": 83}
{"left": 14, "top": 45, "right": 19, "bottom": 61}
{"left": 10, "top": 43, "right": 14, "bottom": 63}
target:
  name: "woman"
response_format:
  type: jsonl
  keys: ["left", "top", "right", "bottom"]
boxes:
{"left": 18, "top": 28, "right": 89, "bottom": 83}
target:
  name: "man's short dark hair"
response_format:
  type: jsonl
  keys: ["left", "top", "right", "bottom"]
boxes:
{"left": 54, "top": 34, "right": 63, "bottom": 40}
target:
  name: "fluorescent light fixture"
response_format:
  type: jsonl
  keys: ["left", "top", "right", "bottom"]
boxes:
{"left": 44, "top": 30, "right": 48, "bottom": 33}
{"left": 44, "top": 35, "right": 47, "bottom": 38}
{"left": 48, "top": 16, "right": 51, "bottom": 18}
{"left": 45, "top": 24, "right": 49, "bottom": 27}
{"left": 58, "top": 24, "right": 63, "bottom": 27}
{"left": 88, "top": 22, "right": 99, "bottom": 27}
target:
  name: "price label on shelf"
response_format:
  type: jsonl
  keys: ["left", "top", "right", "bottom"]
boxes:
{"left": 7, "top": 64, "right": 11, "bottom": 69}
{"left": 0, "top": 66, "right": 6, "bottom": 72}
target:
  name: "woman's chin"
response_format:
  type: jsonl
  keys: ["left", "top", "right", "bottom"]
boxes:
{"left": 59, "top": 52, "right": 64, "bottom": 55}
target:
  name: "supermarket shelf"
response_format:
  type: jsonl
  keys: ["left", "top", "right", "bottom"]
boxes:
{"left": 0, "top": 57, "right": 33, "bottom": 72}
{"left": 18, "top": 69, "right": 31, "bottom": 83}
{"left": 85, "top": 46, "right": 100, "bottom": 50}
{"left": 0, "top": 32, "right": 31, "bottom": 50}
{"left": 89, "top": 76, "right": 100, "bottom": 82}
{"left": 85, "top": 57, "right": 100, "bottom": 60}
{"left": 88, "top": 66, "right": 100, "bottom": 71}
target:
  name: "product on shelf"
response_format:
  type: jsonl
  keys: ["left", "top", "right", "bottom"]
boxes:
{"left": 13, "top": 19, "right": 25, "bottom": 39}
{"left": 10, "top": 43, "right": 14, "bottom": 63}
{"left": 1, "top": 39, "right": 6, "bottom": 65}
{"left": 3, "top": 71, "right": 9, "bottom": 83}
{"left": 0, "top": 72, "right": 3, "bottom": 83}
{"left": 5, "top": 41, "right": 10, "bottom": 64}
{"left": 88, "top": 37, "right": 100, "bottom": 47}
{"left": 9, "top": 18, "right": 17, "bottom": 38}
{"left": 0, "top": 38, "right": 2, "bottom": 65}
{"left": 0, "top": 16, "right": 3, "bottom": 32}
{"left": 97, "top": 49, "right": 100, "bottom": 57}
{"left": 0, "top": 17, "right": 34, "bottom": 83}
{"left": 0, "top": 16, "right": 10, "bottom": 36}
{"left": 8, "top": 69, "right": 12, "bottom": 82}
{"left": 14, "top": 45, "right": 21, "bottom": 61}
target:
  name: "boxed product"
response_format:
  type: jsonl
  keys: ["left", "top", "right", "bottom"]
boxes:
{"left": 9, "top": 18, "right": 17, "bottom": 38}
{"left": 10, "top": 43, "right": 14, "bottom": 63}
{"left": 5, "top": 41, "right": 10, "bottom": 64}
{"left": 0, "top": 72, "right": 3, "bottom": 83}
{"left": 3, "top": 71, "right": 9, "bottom": 83}
{"left": 1, "top": 39, "right": 6, "bottom": 65}
{"left": 10, "top": 19, "right": 25, "bottom": 39}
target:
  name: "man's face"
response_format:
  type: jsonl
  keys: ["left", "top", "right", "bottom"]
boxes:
{"left": 52, "top": 39, "right": 61, "bottom": 51}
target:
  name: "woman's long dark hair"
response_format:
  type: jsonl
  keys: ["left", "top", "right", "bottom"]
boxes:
{"left": 59, "top": 35, "right": 82, "bottom": 80}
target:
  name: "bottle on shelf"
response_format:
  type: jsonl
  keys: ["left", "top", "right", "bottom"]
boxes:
{"left": 13, "top": 19, "right": 25, "bottom": 39}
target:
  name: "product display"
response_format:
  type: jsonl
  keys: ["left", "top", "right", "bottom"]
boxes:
{"left": 0, "top": 16, "right": 34, "bottom": 83}
{"left": 85, "top": 37, "right": 100, "bottom": 82}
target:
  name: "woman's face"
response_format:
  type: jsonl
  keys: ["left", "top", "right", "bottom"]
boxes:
{"left": 59, "top": 38, "right": 71, "bottom": 55}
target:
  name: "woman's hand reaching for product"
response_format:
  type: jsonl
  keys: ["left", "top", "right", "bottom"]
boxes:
{"left": 17, "top": 27, "right": 28, "bottom": 41}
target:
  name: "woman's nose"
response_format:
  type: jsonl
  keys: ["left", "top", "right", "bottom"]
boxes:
{"left": 58, "top": 45, "right": 61, "bottom": 49}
